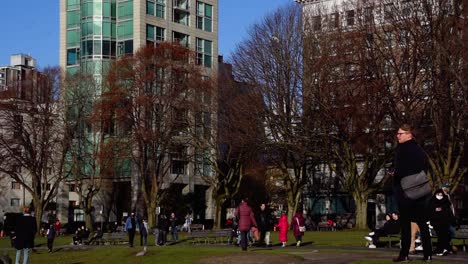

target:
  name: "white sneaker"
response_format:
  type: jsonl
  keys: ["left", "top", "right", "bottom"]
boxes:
{"left": 364, "top": 236, "right": 373, "bottom": 242}
{"left": 415, "top": 245, "right": 423, "bottom": 251}
{"left": 368, "top": 244, "right": 376, "bottom": 249}
{"left": 296, "top": 241, "right": 301, "bottom": 247}
{"left": 415, "top": 238, "right": 421, "bottom": 243}
{"left": 368, "top": 232, "right": 375, "bottom": 236}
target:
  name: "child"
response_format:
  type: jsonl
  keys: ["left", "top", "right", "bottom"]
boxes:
{"left": 46, "top": 223, "right": 56, "bottom": 253}
{"left": 275, "top": 214, "right": 289, "bottom": 247}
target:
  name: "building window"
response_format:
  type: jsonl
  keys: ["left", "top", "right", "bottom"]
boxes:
{"left": 11, "top": 198, "right": 20, "bottom": 207}
{"left": 117, "top": 40, "right": 133, "bottom": 56}
{"left": 117, "top": 0, "right": 133, "bottom": 19}
{"left": 364, "top": 6, "right": 373, "bottom": 24}
{"left": 147, "top": 0, "right": 165, "bottom": 18}
{"left": 173, "top": 31, "right": 189, "bottom": 47}
{"left": 346, "top": 10, "right": 355, "bottom": 26}
{"left": 11, "top": 182, "right": 21, "bottom": 190}
{"left": 67, "top": 29, "right": 80, "bottom": 47}
{"left": 384, "top": 3, "right": 394, "bottom": 21}
{"left": 67, "top": 0, "right": 80, "bottom": 10}
{"left": 173, "top": 0, "right": 189, "bottom": 25}
{"left": 67, "top": 10, "right": 80, "bottom": 28}
{"left": 312, "top": 16, "right": 321, "bottom": 31}
{"left": 67, "top": 48, "right": 80, "bottom": 66}
{"left": 196, "top": 1, "right": 213, "bottom": 32}
{"left": 147, "top": 24, "right": 166, "bottom": 44}
{"left": 196, "top": 38, "right": 212, "bottom": 68}
{"left": 401, "top": 0, "right": 412, "bottom": 17}
{"left": 117, "top": 20, "right": 133, "bottom": 39}
{"left": 329, "top": 13, "right": 339, "bottom": 29}
{"left": 384, "top": 32, "right": 393, "bottom": 48}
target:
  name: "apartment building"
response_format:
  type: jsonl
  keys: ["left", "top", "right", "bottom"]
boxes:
{"left": 59, "top": 0, "right": 218, "bottom": 225}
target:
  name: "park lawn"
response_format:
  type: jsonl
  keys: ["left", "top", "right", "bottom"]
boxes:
{"left": 0, "top": 230, "right": 462, "bottom": 264}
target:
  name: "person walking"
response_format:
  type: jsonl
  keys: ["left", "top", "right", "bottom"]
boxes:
{"left": 392, "top": 124, "right": 432, "bottom": 262}
{"left": 429, "top": 188, "right": 456, "bottom": 256}
{"left": 124, "top": 212, "right": 138, "bottom": 247}
{"left": 14, "top": 207, "right": 37, "bottom": 264}
{"left": 234, "top": 198, "right": 257, "bottom": 251}
{"left": 256, "top": 203, "right": 273, "bottom": 247}
{"left": 169, "top": 212, "right": 178, "bottom": 242}
{"left": 275, "top": 213, "right": 289, "bottom": 248}
{"left": 292, "top": 211, "right": 305, "bottom": 247}
{"left": 46, "top": 223, "right": 55, "bottom": 253}
{"left": 140, "top": 218, "right": 149, "bottom": 251}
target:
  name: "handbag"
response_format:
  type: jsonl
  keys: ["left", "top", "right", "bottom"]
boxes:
{"left": 296, "top": 218, "right": 306, "bottom": 232}
{"left": 400, "top": 170, "right": 432, "bottom": 200}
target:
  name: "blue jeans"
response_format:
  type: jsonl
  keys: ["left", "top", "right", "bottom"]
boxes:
{"left": 16, "top": 248, "right": 30, "bottom": 264}
{"left": 171, "top": 227, "right": 178, "bottom": 241}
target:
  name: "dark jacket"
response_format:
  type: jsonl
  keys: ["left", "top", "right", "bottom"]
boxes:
{"left": 235, "top": 201, "right": 257, "bottom": 231}
{"left": 429, "top": 189, "right": 456, "bottom": 226}
{"left": 14, "top": 214, "right": 37, "bottom": 250}
{"left": 158, "top": 216, "right": 169, "bottom": 231}
{"left": 381, "top": 219, "right": 400, "bottom": 235}
{"left": 46, "top": 225, "right": 56, "bottom": 240}
{"left": 393, "top": 139, "right": 430, "bottom": 221}
{"left": 256, "top": 209, "right": 273, "bottom": 232}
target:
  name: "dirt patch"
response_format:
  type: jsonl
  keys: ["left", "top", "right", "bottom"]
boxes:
{"left": 200, "top": 252, "right": 304, "bottom": 264}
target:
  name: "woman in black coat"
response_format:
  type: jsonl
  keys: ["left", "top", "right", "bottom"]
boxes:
{"left": 429, "top": 189, "right": 455, "bottom": 256}
{"left": 392, "top": 124, "right": 432, "bottom": 262}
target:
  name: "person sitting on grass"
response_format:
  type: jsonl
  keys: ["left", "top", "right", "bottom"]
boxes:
{"left": 365, "top": 213, "right": 400, "bottom": 248}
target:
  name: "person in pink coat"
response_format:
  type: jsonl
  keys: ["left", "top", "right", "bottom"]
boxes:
{"left": 292, "top": 211, "right": 305, "bottom": 246}
{"left": 275, "top": 214, "right": 289, "bottom": 247}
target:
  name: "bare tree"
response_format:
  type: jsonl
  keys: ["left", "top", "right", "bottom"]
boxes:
{"left": 232, "top": 4, "right": 317, "bottom": 221}
{"left": 366, "top": 0, "right": 467, "bottom": 192}
{"left": 103, "top": 43, "right": 211, "bottom": 227}
{"left": 0, "top": 67, "right": 73, "bottom": 230}
{"left": 62, "top": 72, "right": 119, "bottom": 230}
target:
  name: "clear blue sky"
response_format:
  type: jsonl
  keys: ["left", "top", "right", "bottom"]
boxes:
{"left": 0, "top": 0, "right": 293, "bottom": 69}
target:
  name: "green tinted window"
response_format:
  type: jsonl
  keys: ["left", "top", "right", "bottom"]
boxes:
{"left": 67, "top": 10, "right": 80, "bottom": 28}
{"left": 103, "top": 21, "right": 112, "bottom": 37}
{"left": 94, "top": 21, "right": 102, "bottom": 35}
{"left": 204, "top": 40, "right": 212, "bottom": 54}
{"left": 103, "top": 2, "right": 112, "bottom": 17}
{"left": 67, "top": 29, "right": 80, "bottom": 47}
{"left": 67, "top": 48, "right": 79, "bottom": 66}
{"left": 147, "top": 1, "right": 155, "bottom": 16}
{"left": 205, "top": 4, "right": 212, "bottom": 18}
{"left": 67, "top": 0, "right": 79, "bottom": 10}
{"left": 147, "top": 24, "right": 155, "bottom": 39}
{"left": 118, "top": 1, "right": 133, "bottom": 19}
{"left": 117, "top": 20, "right": 133, "bottom": 39}
{"left": 94, "top": 1, "right": 102, "bottom": 16}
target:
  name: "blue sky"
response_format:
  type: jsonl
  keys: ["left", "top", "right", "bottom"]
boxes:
{"left": 0, "top": 0, "right": 293, "bottom": 69}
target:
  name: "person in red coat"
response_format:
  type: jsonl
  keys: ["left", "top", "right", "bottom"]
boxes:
{"left": 234, "top": 198, "right": 257, "bottom": 251}
{"left": 275, "top": 214, "right": 289, "bottom": 247}
{"left": 292, "top": 211, "right": 305, "bottom": 246}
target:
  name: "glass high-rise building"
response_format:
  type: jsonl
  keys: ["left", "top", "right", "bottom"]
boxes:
{"left": 59, "top": 0, "right": 218, "bottom": 222}
{"left": 60, "top": 0, "right": 218, "bottom": 77}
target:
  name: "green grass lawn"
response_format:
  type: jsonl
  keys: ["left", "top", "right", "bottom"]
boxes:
{"left": 0, "top": 230, "right": 463, "bottom": 264}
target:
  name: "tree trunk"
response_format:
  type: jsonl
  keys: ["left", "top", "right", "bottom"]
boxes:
{"left": 34, "top": 202, "right": 43, "bottom": 235}
{"left": 146, "top": 202, "right": 157, "bottom": 229}
{"left": 214, "top": 199, "right": 223, "bottom": 229}
{"left": 354, "top": 194, "right": 368, "bottom": 230}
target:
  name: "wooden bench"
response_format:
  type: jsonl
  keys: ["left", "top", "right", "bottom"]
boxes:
{"left": 188, "top": 230, "right": 210, "bottom": 244}
{"left": 454, "top": 225, "right": 468, "bottom": 252}
{"left": 317, "top": 222, "right": 334, "bottom": 231}
{"left": 190, "top": 224, "right": 205, "bottom": 232}
{"left": 97, "top": 232, "right": 128, "bottom": 245}
{"left": 208, "top": 229, "right": 232, "bottom": 244}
